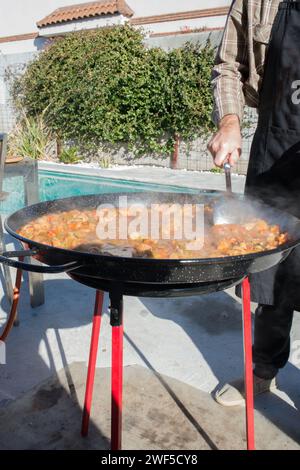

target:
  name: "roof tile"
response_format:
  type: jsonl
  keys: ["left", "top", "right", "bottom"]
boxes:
{"left": 37, "top": 1, "right": 134, "bottom": 28}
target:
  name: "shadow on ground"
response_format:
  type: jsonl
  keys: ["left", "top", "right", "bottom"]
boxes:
{"left": 139, "top": 295, "right": 300, "bottom": 447}
{"left": 0, "top": 363, "right": 299, "bottom": 450}
{"left": 0, "top": 273, "right": 299, "bottom": 450}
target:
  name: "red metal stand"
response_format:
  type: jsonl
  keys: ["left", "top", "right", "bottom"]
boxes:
{"left": 2, "top": 264, "right": 254, "bottom": 451}
{"left": 242, "top": 277, "right": 255, "bottom": 450}
{"left": 110, "top": 291, "right": 124, "bottom": 451}
{"left": 81, "top": 289, "right": 124, "bottom": 451}
{"left": 111, "top": 324, "right": 124, "bottom": 451}
{"left": 81, "top": 290, "right": 104, "bottom": 437}
{"left": 82, "top": 282, "right": 254, "bottom": 451}
{"left": 0, "top": 267, "right": 23, "bottom": 342}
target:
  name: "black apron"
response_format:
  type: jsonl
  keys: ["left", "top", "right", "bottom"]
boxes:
{"left": 237, "top": 0, "right": 300, "bottom": 310}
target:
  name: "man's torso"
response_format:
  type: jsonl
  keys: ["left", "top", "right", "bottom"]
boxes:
{"left": 231, "top": 0, "right": 281, "bottom": 107}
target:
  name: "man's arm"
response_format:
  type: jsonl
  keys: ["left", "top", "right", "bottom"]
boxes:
{"left": 208, "top": 0, "right": 249, "bottom": 167}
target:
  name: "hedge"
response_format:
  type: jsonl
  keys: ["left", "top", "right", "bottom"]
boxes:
{"left": 12, "top": 25, "right": 215, "bottom": 157}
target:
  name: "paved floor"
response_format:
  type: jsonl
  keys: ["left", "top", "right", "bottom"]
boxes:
{"left": 0, "top": 167, "right": 299, "bottom": 450}
{"left": 0, "top": 363, "right": 299, "bottom": 450}
{"left": 39, "top": 161, "right": 247, "bottom": 193}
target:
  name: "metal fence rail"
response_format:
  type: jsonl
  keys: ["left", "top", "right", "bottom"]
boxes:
{"left": 176, "top": 108, "right": 257, "bottom": 174}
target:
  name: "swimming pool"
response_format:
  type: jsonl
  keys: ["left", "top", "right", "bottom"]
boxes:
{"left": 0, "top": 169, "right": 198, "bottom": 215}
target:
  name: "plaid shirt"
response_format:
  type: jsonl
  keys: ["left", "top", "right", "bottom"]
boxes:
{"left": 212, "top": 0, "right": 282, "bottom": 124}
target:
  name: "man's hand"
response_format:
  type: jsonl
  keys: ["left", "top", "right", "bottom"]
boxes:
{"left": 208, "top": 114, "right": 242, "bottom": 167}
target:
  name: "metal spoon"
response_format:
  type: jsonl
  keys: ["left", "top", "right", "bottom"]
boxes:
{"left": 213, "top": 162, "right": 239, "bottom": 225}
{"left": 224, "top": 162, "right": 232, "bottom": 193}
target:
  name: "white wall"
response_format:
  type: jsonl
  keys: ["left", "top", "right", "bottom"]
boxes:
{"left": 0, "top": 0, "right": 232, "bottom": 37}
{"left": 0, "top": 37, "right": 47, "bottom": 55}
{"left": 0, "top": 0, "right": 98, "bottom": 37}
{"left": 127, "top": 0, "right": 231, "bottom": 17}
{"left": 0, "top": 0, "right": 231, "bottom": 55}
{"left": 144, "top": 16, "right": 228, "bottom": 35}
{"left": 40, "top": 15, "right": 127, "bottom": 37}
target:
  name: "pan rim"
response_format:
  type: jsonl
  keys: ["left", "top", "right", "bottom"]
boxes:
{"left": 4, "top": 191, "right": 300, "bottom": 267}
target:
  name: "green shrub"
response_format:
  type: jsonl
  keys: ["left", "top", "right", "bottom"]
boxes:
{"left": 13, "top": 25, "right": 215, "bottom": 157}
{"left": 58, "top": 146, "right": 81, "bottom": 164}
{"left": 7, "top": 114, "right": 52, "bottom": 160}
{"left": 210, "top": 167, "right": 222, "bottom": 174}
{"left": 98, "top": 155, "right": 112, "bottom": 168}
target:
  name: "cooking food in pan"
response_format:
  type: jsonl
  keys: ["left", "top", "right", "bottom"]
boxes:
{"left": 18, "top": 206, "right": 289, "bottom": 259}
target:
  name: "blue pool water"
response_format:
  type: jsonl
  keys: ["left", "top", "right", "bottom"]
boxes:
{"left": 0, "top": 169, "right": 198, "bottom": 215}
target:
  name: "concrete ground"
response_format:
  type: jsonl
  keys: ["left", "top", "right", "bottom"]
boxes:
{"left": 0, "top": 167, "right": 299, "bottom": 450}
{"left": 0, "top": 363, "right": 299, "bottom": 450}
{"left": 39, "top": 161, "right": 247, "bottom": 192}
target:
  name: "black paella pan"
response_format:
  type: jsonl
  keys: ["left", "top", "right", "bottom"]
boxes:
{"left": 1, "top": 191, "right": 300, "bottom": 296}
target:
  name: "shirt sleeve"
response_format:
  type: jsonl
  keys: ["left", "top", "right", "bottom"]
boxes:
{"left": 212, "top": 0, "right": 249, "bottom": 125}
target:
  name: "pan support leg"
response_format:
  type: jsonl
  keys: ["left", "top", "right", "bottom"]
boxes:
{"left": 81, "top": 290, "right": 104, "bottom": 437}
{"left": 0, "top": 267, "right": 23, "bottom": 342}
{"left": 110, "top": 290, "right": 124, "bottom": 451}
{"left": 24, "top": 159, "right": 45, "bottom": 309}
{"left": 0, "top": 215, "right": 14, "bottom": 309}
{"left": 242, "top": 277, "right": 255, "bottom": 450}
